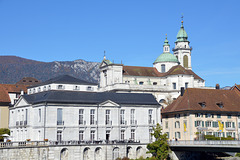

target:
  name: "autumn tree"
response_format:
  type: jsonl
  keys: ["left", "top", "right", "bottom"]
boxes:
{"left": 147, "top": 123, "right": 170, "bottom": 160}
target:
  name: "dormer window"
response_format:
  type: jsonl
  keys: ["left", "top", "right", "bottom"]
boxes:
{"left": 199, "top": 102, "right": 206, "bottom": 108}
{"left": 161, "top": 64, "right": 165, "bottom": 73}
{"left": 87, "top": 86, "right": 92, "bottom": 91}
{"left": 38, "top": 87, "right": 41, "bottom": 92}
{"left": 43, "top": 86, "right": 46, "bottom": 91}
{"left": 48, "top": 85, "right": 51, "bottom": 90}
{"left": 139, "top": 82, "right": 144, "bottom": 85}
{"left": 216, "top": 102, "right": 224, "bottom": 108}
{"left": 74, "top": 86, "right": 80, "bottom": 90}
{"left": 58, "top": 85, "right": 62, "bottom": 89}
{"left": 33, "top": 89, "right": 36, "bottom": 93}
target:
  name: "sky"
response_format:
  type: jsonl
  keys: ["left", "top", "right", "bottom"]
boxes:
{"left": 0, "top": 0, "right": 239, "bottom": 87}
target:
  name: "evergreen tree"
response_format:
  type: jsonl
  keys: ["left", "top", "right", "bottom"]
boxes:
{"left": 147, "top": 123, "right": 170, "bottom": 160}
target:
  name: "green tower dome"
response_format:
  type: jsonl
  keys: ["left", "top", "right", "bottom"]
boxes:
{"left": 154, "top": 52, "right": 179, "bottom": 63}
{"left": 176, "top": 21, "right": 188, "bottom": 42}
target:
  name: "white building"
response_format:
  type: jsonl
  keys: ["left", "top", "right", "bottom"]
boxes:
{"left": 99, "top": 21, "right": 206, "bottom": 104}
{"left": 9, "top": 75, "right": 160, "bottom": 144}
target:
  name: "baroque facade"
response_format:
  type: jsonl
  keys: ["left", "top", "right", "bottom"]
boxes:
{"left": 99, "top": 21, "right": 206, "bottom": 104}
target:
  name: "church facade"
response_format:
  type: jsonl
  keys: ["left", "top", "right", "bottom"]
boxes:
{"left": 99, "top": 21, "right": 206, "bottom": 104}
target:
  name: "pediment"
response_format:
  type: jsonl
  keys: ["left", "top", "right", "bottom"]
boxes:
{"left": 99, "top": 100, "right": 119, "bottom": 107}
{"left": 99, "top": 61, "right": 108, "bottom": 68}
{"left": 15, "top": 97, "right": 29, "bottom": 107}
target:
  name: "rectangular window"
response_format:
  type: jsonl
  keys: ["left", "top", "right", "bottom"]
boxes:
{"left": 58, "top": 85, "right": 64, "bottom": 89}
{"left": 226, "top": 122, "right": 232, "bottom": 128}
{"left": 90, "top": 109, "right": 95, "bottom": 125}
{"left": 227, "top": 115, "right": 232, "bottom": 119}
{"left": 79, "top": 131, "right": 84, "bottom": 141}
{"left": 131, "top": 129, "right": 135, "bottom": 140}
{"left": 195, "top": 121, "right": 201, "bottom": 127}
{"left": 148, "top": 109, "right": 153, "bottom": 124}
{"left": 172, "top": 83, "right": 176, "bottom": 89}
{"left": 217, "top": 114, "right": 221, "bottom": 118}
{"left": 175, "top": 114, "right": 180, "bottom": 119}
{"left": 130, "top": 109, "right": 135, "bottom": 125}
{"left": 205, "top": 121, "right": 212, "bottom": 127}
{"left": 90, "top": 131, "right": 95, "bottom": 141}
{"left": 165, "top": 121, "right": 168, "bottom": 129}
{"left": 185, "top": 82, "right": 188, "bottom": 89}
{"left": 121, "top": 130, "right": 125, "bottom": 140}
{"left": 25, "top": 109, "right": 28, "bottom": 125}
{"left": 120, "top": 110, "right": 125, "bottom": 125}
{"left": 149, "top": 129, "right": 153, "bottom": 142}
{"left": 57, "top": 131, "right": 62, "bottom": 142}
{"left": 106, "top": 110, "right": 110, "bottom": 125}
{"left": 57, "top": 108, "right": 63, "bottom": 125}
{"left": 79, "top": 109, "right": 84, "bottom": 125}
{"left": 38, "top": 109, "right": 41, "bottom": 122}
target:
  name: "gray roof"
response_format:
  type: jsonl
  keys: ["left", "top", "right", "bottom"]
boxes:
{"left": 29, "top": 75, "right": 97, "bottom": 88}
{"left": 23, "top": 91, "right": 159, "bottom": 105}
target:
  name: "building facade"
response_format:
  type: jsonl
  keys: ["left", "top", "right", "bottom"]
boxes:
{"left": 9, "top": 75, "right": 160, "bottom": 147}
{"left": 99, "top": 21, "right": 206, "bottom": 104}
{"left": 162, "top": 88, "right": 240, "bottom": 140}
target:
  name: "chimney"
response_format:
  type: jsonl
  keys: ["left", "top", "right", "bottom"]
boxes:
{"left": 216, "top": 84, "right": 220, "bottom": 89}
{"left": 20, "top": 90, "right": 24, "bottom": 95}
{"left": 181, "top": 87, "right": 185, "bottom": 96}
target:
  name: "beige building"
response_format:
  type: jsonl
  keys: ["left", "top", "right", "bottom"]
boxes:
{"left": 0, "top": 84, "right": 29, "bottom": 129}
{"left": 162, "top": 88, "right": 240, "bottom": 140}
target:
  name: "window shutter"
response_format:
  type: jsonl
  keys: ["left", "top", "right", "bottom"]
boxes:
{"left": 202, "top": 121, "right": 204, "bottom": 127}
{"left": 205, "top": 121, "right": 207, "bottom": 127}
{"left": 225, "top": 122, "right": 227, "bottom": 128}
{"left": 234, "top": 132, "right": 236, "bottom": 138}
{"left": 222, "top": 132, "right": 225, "bottom": 137}
{"left": 195, "top": 121, "right": 197, "bottom": 127}
{"left": 233, "top": 122, "right": 235, "bottom": 128}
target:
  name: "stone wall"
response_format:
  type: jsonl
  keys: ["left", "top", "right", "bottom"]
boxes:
{"left": 0, "top": 143, "right": 150, "bottom": 160}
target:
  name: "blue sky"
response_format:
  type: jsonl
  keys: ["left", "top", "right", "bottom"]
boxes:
{"left": 0, "top": 0, "right": 239, "bottom": 87}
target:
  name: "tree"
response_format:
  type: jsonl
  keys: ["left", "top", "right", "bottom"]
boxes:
{"left": 147, "top": 123, "right": 170, "bottom": 160}
{"left": 0, "top": 128, "right": 10, "bottom": 141}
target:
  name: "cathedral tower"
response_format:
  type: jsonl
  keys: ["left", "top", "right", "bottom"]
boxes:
{"left": 173, "top": 20, "right": 192, "bottom": 70}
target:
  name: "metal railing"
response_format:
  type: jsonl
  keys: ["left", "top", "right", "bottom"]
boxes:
{"left": 0, "top": 139, "right": 141, "bottom": 148}
{"left": 169, "top": 140, "right": 240, "bottom": 146}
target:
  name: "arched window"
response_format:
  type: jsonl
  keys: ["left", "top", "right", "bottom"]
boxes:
{"left": 60, "top": 148, "right": 68, "bottom": 160}
{"left": 183, "top": 55, "right": 188, "bottom": 68}
{"left": 161, "top": 64, "right": 165, "bottom": 73}
{"left": 113, "top": 147, "right": 120, "bottom": 160}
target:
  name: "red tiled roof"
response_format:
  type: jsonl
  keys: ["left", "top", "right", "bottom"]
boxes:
{"left": 0, "top": 84, "right": 28, "bottom": 103}
{"left": 162, "top": 88, "right": 240, "bottom": 114}
{"left": 0, "top": 86, "right": 11, "bottom": 103}
{"left": 123, "top": 65, "right": 203, "bottom": 80}
{"left": 0, "top": 84, "right": 28, "bottom": 93}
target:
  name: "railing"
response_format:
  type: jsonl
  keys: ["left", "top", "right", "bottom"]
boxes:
{"left": 79, "top": 120, "right": 86, "bottom": 125}
{"left": 169, "top": 140, "right": 240, "bottom": 146}
{"left": 0, "top": 139, "right": 141, "bottom": 148}
{"left": 105, "top": 120, "right": 112, "bottom": 125}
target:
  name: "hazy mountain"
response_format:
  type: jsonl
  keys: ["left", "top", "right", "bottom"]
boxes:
{"left": 0, "top": 56, "right": 100, "bottom": 84}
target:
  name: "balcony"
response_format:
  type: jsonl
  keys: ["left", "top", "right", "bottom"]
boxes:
{"left": 148, "top": 120, "right": 155, "bottom": 125}
{"left": 105, "top": 120, "right": 112, "bottom": 125}
{"left": 57, "top": 121, "right": 64, "bottom": 125}
{"left": 130, "top": 120, "right": 137, "bottom": 126}
{"left": 120, "top": 121, "right": 127, "bottom": 125}
{"left": 79, "top": 120, "right": 86, "bottom": 125}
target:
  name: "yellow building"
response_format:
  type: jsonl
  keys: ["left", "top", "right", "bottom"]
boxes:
{"left": 162, "top": 88, "right": 240, "bottom": 140}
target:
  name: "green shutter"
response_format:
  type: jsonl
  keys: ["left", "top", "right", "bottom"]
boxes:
{"left": 195, "top": 121, "right": 197, "bottom": 127}
{"left": 233, "top": 122, "right": 235, "bottom": 128}
{"left": 223, "top": 132, "right": 225, "bottom": 137}
{"left": 202, "top": 121, "right": 204, "bottom": 127}
{"left": 205, "top": 121, "right": 207, "bottom": 127}
{"left": 225, "top": 122, "right": 227, "bottom": 128}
